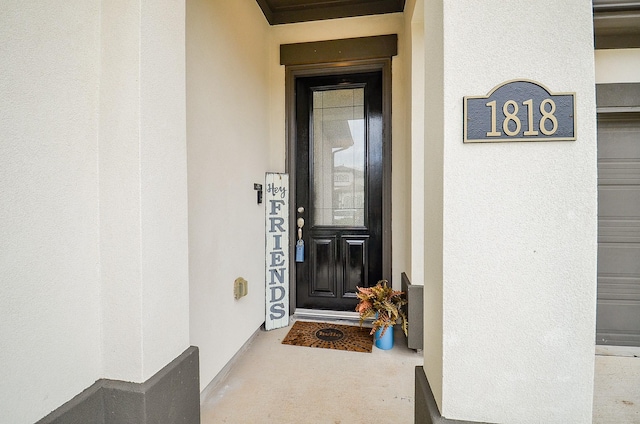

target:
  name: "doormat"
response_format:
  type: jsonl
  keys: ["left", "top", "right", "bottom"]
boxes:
{"left": 281, "top": 320, "right": 373, "bottom": 353}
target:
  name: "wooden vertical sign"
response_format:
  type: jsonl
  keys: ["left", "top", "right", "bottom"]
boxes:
{"left": 265, "top": 173, "right": 289, "bottom": 330}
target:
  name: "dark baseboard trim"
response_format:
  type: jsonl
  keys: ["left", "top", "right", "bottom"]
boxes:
{"left": 415, "top": 366, "right": 483, "bottom": 424}
{"left": 401, "top": 272, "right": 424, "bottom": 350}
{"left": 35, "top": 381, "right": 106, "bottom": 424}
{"left": 37, "top": 346, "right": 200, "bottom": 424}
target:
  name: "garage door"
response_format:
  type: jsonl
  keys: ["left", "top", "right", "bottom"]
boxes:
{"left": 597, "top": 112, "right": 640, "bottom": 346}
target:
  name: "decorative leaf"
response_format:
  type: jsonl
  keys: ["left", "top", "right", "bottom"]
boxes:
{"left": 355, "top": 279, "right": 408, "bottom": 338}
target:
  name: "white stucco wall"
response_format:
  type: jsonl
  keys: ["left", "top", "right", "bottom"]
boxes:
{"left": 0, "top": 2, "right": 102, "bottom": 422}
{"left": 187, "top": 0, "right": 272, "bottom": 390}
{"left": 595, "top": 48, "right": 640, "bottom": 83}
{"left": 2, "top": 0, "right": 190, "bottom": 420}
{"left": 138, "top": 0, "right": 190, "bottom": 383}
{"left": 99, "top": 0, "right": 145, "bottom": 381}
{"left": 409, "top": 0, "right": 425, "bottom": 285}
{"left": 425, "top": 1, "right": 598, "bottom": 422}
{"left": 100, "top": 0, "right": 189, "bottom": 384}
{"left": 422, "top": 0, "right": 446, "bottom": 409}
{"left": 269, "top": 12, "right": 411, "bottom": 291}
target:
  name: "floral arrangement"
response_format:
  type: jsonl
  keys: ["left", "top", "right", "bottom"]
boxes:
{"left": 355, "top": 279, "right": 408, "bottom": 337}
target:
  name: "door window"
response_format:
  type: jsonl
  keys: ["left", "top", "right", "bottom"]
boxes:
{"left": 312, "top": 88, "right": 365, "bottom": 227}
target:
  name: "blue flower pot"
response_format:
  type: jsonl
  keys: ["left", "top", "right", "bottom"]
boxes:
{"left": 374, "top": 325, "right": 394, "bottom": 350}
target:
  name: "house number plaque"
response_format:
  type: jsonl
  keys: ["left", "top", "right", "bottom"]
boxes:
{"left": 464, "top": 80, "right": 576, "bottom": 143}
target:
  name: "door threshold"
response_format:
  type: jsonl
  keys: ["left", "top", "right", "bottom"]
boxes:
{"left": 293, "top": 308, "right": 363, "bottom": 323}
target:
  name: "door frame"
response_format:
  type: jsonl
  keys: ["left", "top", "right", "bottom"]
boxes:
{"left": 285, "top": 57, "right": 393, "bottom": 313}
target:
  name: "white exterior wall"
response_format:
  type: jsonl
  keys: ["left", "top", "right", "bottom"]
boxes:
{"left": 424, "top": 1, "right": 598, "bottom": 422}
{"left": 0, "top": 2, "right": 102, "bottom": 423}
{"left": 186, "top": 0, "right": 272, "bottom": 390}
{"left": 270, "top": 13, "right": 411, "bottom": 291}
{"left": 138, "top": 0, "right": 190, "bottom": 382}
{"left": 422, "top": 0, "right": 446, "bottom": 408}
{"left": 409, "top": 0, "right": 425, "bottom": 285}
{"left": 99, "top": 0, "right": 145, "bottom": 380}
{"left": 1, "top": 0, "right": 190, "bottom": 421}
{"left": 100, "top": 0, "right": 189, "bottom": 383}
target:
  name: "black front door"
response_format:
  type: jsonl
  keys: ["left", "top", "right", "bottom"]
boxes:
{"left": 295, "top": 71, "right": 384, "bottom": 311}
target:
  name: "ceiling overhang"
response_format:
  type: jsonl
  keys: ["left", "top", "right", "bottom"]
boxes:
{"left": 255, "top": 0, "right": 640, "bottom": 49}
{"left": 255, "top": 0, "right": 406, "bottom": 25}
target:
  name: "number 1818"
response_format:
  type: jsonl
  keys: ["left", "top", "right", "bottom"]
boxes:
{"left": 485, "top": 98, "right": 558, "bottom": 137}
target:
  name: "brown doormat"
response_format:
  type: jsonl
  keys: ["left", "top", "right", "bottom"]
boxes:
{"left": 281, "top": 320, "right": 373, "bottom": 353}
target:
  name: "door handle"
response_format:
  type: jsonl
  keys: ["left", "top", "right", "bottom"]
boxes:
{"left": 296, "top": 216, "right": 305, "bottom": 263}
{"left": 297, "top": 217, "right": 305, "bottom": 240}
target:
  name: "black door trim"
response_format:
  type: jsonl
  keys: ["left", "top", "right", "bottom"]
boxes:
{"left": 285, "top": 57, "right": 392, "bottom": 313}
{"left": 281, "top": 35, "right": 398, "bottom": 66}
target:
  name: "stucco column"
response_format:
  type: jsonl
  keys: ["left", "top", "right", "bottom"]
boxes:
{"left": 421, "top": 1, "right": 597, "bottom": 423}
{"left": 99, "top": 0, "right": 189, "bottom": 383}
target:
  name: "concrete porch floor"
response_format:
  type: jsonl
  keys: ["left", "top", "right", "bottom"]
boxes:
{"left": 593, "top": 353, "right": 640, "bottom": 424}
{"left": 201, "top": 317, "right": 422, "bottom": 423}
{"left": 201, "top": 318, "right": 640, "bottom": 423}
